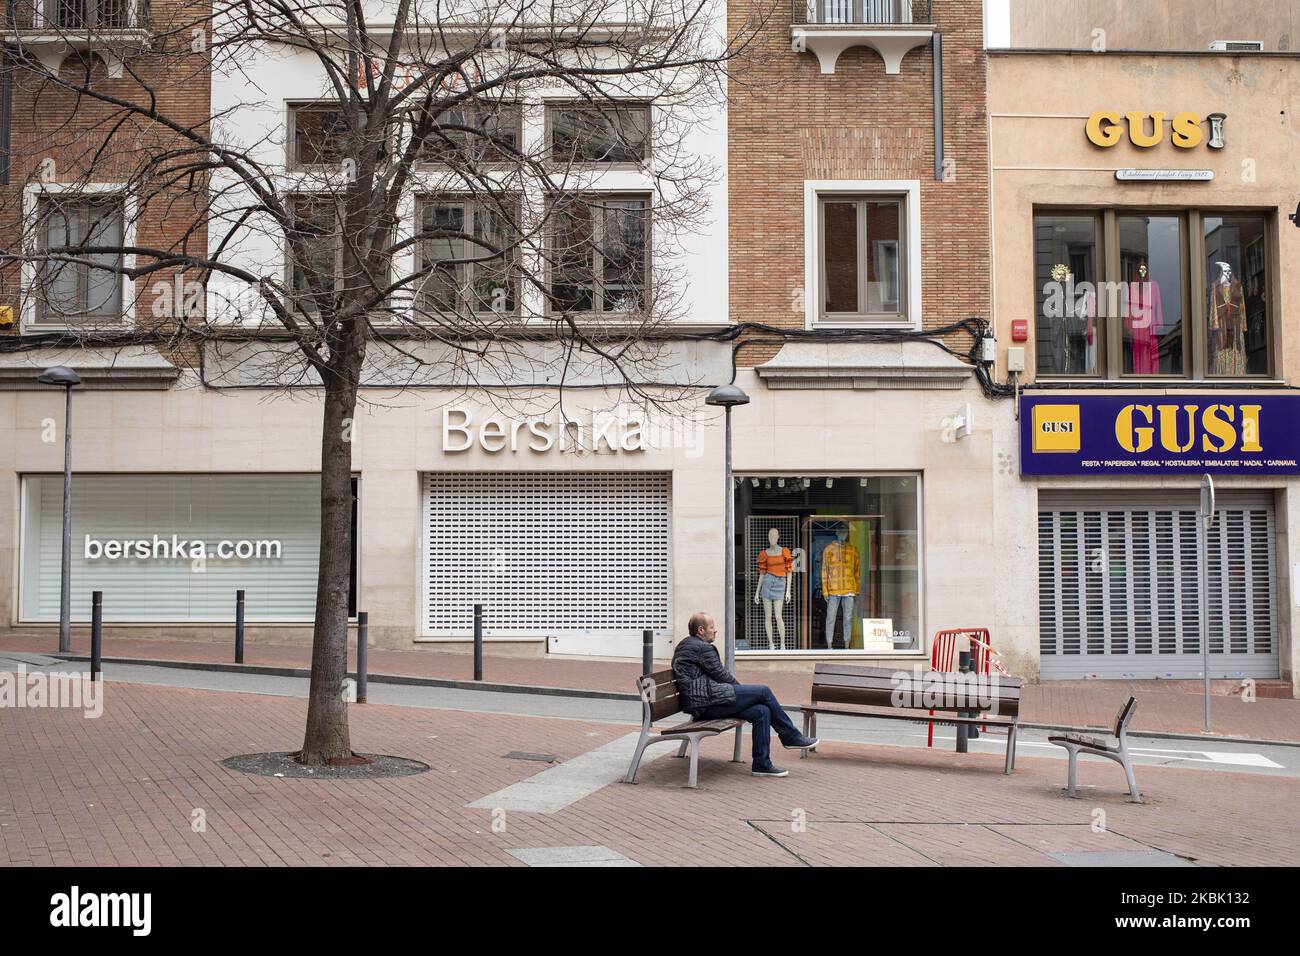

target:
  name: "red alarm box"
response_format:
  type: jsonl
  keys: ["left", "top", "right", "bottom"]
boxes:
{"left": 1011, "top": 319, "right": 1029, "bottom": 342}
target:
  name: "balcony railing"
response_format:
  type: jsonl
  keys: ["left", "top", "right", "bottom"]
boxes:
{"left": 793, "top": 0, "right": 931, "bottom": 27}
{"left": 5, "top": 0, "right": 150, "bottom": 32}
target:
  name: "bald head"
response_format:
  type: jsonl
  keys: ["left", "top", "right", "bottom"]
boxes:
{"left": 688, "top": 612, "right": 717, "bottom": 641}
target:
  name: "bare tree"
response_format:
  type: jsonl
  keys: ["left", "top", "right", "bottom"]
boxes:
{"left": 1, "top": 0, "right": 762, "bottom": 763}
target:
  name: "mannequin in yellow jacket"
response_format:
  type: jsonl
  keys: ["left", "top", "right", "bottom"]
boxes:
{"left": 821, "top": 527, "right": 861, "bottom": 650}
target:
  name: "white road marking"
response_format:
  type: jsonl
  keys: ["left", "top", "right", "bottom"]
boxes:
{"left": 1127, "top": 748, "right": 1284, "bottom": 768}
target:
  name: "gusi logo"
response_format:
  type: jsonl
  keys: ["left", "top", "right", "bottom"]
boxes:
{"left": 1031, "top": 405, "right": 1082, "bottom": 454}
{"left": 1115, "top": 404, "right": 1262, "bottom": 454}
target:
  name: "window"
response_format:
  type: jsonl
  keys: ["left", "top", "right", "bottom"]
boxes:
{"left": 287, "top": 195, "right": 341, "bottom": 309}
{"left": 34, "top": 195, "right": 124, "bottom": 326}
{"left": 733, "top": 475, "right": 922, "bottom": 654}
{"left": 53, "top": 0, "right": 135, "bottom": 29}
{"left": 289, "top": 104, "right": 350, "bottom": 166}
{"left": 286, "top": 194, "right": 391, "bottom": 314}
{"left": 1034, "top": 214, "right": 1099, "bottom": 376}
{"left": 1204, "top": 214, "right": 1269, "bottom": 376}
{"left": 416, "top": 198, "right": 520, "bottom": 315}
{"left": 549, "top": 195, "right": 648, "bottom": 313}
{"left": 808, "top": 182, "right": 918, "bottom": 327}
{"left": 548, "top": 104, "right": 650, "bottom": 164}
{"left": 1034, "top": 208, "right": 1271, "bottom": 379}
{"left": 1118, "top": 214, "right": 1184, "bottom": 375}
{"left": 417, "top": 102, "right": 521, "bottom": 163}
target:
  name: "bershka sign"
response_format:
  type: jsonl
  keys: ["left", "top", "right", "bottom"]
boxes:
{"left": 442, "top": 407, "right": 649, "bottom": 454}
{"left": 1020, "top": 394, "right": 1300, "bottom": 475}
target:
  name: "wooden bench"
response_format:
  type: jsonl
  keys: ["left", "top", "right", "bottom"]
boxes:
{"left": 624, "top": 669, "right": 744, "bottom": 789}
{"left": 1048, "top": 696, "right": 1142, "bottom": 803}
{"left": 800, "top": 663, "right": 1023, "bottom": 774}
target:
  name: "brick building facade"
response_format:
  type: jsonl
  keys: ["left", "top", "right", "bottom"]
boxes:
{"left": 0, "top": 0, "right": 211, "bottom": 354}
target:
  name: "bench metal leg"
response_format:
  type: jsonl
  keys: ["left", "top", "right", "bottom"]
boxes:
{"left": 675, "top": 739, "right": 689, "bottom": 758}
{"left": 1121, "top": 754, "right": 1142, "bottom": 804}
{"left": 624, "top": 732, "right": 652, "bottom": 784}
{"left": 1003, "top": 723, "right": 1018, "bottom": 775}
{"left": 1064, "top": 745, "right": 1080, "bottom": 797}
{"left": 685, "top": 736, "right": 701, "bottom": 789}
{"left": 732, "top": 724, "right": 744, "bottom": 762}
{"left": 801, "top": 712, "right": 811, "bottom": 758}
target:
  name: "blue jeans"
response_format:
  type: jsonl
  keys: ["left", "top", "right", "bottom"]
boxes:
{"left": 696, "top": 684, "right": 801, "bottom": 769}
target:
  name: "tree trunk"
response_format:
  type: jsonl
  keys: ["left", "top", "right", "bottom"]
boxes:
{"left": 298, "top": 371, "right": 360, "bottom": 765}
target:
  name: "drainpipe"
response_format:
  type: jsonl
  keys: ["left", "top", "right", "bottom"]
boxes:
{"left": 932, "top": 32, "right": 944, "bottom": 181}
{"left": 0, "top": 46, "right": 10, "bottom": 187}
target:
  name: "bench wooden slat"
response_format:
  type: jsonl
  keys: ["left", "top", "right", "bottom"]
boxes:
{"left": 811, "top": 685, "right": 1020, "bottom": 717}
{"left": 801, "top": 703, "right": 1016, "bottom": 727}
{"left": 659, "top": 718, "right": 743, "bottom": 735}
{"left": 807, "top": 671, "right": 1022, "bottom": 701}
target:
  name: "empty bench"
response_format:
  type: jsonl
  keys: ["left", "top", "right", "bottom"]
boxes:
{"left": 624, "top": 669, "right": 744, "bottom": 788}
{"left": 800, "top": 663, "right": 1023, "bottom": 774}
{"left": 1049, "top": 696, "right": 1142, "bottom": 803}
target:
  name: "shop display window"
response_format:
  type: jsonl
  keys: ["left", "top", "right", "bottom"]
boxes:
{"left": 734, "top": 475, "right": 921, "bottom": 653}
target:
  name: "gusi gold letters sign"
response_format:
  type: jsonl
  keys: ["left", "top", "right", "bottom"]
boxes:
{"left": 1086, "top": 111, "right": 1226, "bottom": 150}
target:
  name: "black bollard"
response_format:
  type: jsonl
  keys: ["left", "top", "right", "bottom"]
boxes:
{"left": 234, "top": 589, "right": 245, "bottom": 664}
{"left": 642, "top": 629, "right": 653, "bottom": 677}
{"left": 473, "top": 604, "right": 483, "bottom": 681}
{"left": 356, "top": 611, "right": 368, "bottom": 704}
{"left": 955, "top": 650, "right": 970, "bottom": 753}
{"left": 90, "top": 591, "right": 103, "bottom": 682}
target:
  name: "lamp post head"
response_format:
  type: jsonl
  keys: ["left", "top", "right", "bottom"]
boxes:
{"left": 705, "top": 383, "right": 750, "bottom": 409}
{"left": 38, "top": 366, "right": 81, "bottom": 388}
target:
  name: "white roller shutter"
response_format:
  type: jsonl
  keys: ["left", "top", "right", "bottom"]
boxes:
{"left": 20, "top": 474, "right": 322, "bottom": 622}
{"left": 1037, "top": 489, "right": 1278, "bottom": 680}
{"left": 421, "top": 471, "right": 671, "bottom": 641}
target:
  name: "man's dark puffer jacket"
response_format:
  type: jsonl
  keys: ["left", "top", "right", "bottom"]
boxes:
{"left": 672, "top": 634, "right": 739, "bottom": 715}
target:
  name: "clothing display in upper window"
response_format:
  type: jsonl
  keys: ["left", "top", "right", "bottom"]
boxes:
{"left": 1127, "top": 262, "right": 1163, "bottom": 375}
{"left": 1209, "top": 261, "right": 1248, "bottom": 376}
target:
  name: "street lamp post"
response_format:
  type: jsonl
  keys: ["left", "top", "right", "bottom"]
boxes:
{"left": 38, "top": 366, "right": 81, "bottom": 654}
{"left": 706, "top": 383, "right": 750, "bottom": 672}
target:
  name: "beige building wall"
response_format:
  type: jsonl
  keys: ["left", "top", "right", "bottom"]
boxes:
{"left": 0, "top": 382, "right": 724, "bottom": 656}
{"left": 989, "top": 50, "right": 1300, "bottom": 691}
{"left": 1008, "top": 0, "right": 1300, "bottom": 51}
{"left": 0, "top": 371, "right": 999, "bottom": 668}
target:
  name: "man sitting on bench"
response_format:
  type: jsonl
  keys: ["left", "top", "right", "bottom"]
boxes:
{"left": 672, "top": 612, "right": 818, "bottom": 777}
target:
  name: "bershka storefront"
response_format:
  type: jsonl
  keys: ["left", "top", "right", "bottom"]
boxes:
{"left": 1019, "top": 394, "right": 1295, "bottom": 681}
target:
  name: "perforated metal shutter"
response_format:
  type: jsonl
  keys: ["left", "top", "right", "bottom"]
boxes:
{"left": 1038, "top": 490, "right": 1278, "bottom": 680}
{"left": 422, "top": 471, "right": 671, "bottom": 638}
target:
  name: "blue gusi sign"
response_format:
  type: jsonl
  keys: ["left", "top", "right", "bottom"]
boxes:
{"left": 1019, "top": 394, "right": 1300, "bottom": 476}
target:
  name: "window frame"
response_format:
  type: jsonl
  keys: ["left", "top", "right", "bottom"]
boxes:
{"left": 1032, "top": 205, "right": 1276, "bottom": 381}
{"left": 23, "top": 185, "right": 132, "bottom": 330}
{"left": 545, "top": 102, "right": 652, "bottom": 167}
{"left": 286, "top": 101, "right": 352, "bottom": 169}
{"left": 804, "top": 180, "right": 921, "bottom": 330}
{"left": 413, "top": 195, "right": 523, "bottom": 318}
{"left": 545, "top": 192, "right": 652, "bottom": 316}
{"left": 732, "top": 471, "right": 926, "bottom": 659}
{"left": 413, "top": 100, "right": 523, "bottom": 166}
{"left": 284, "top": 193, "right": 344, "bottom": 313}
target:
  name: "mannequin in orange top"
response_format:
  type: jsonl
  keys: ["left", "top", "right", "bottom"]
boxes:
{"left": 755, "top": 527, "right": 796, "bottom": 649}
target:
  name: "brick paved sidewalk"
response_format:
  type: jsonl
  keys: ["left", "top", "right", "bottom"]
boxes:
{"left": 2, "top": 679, "right": 1297, "bottom": 867}
{"left": 4, "top": 632, "right": 1298, "bottom": 743}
